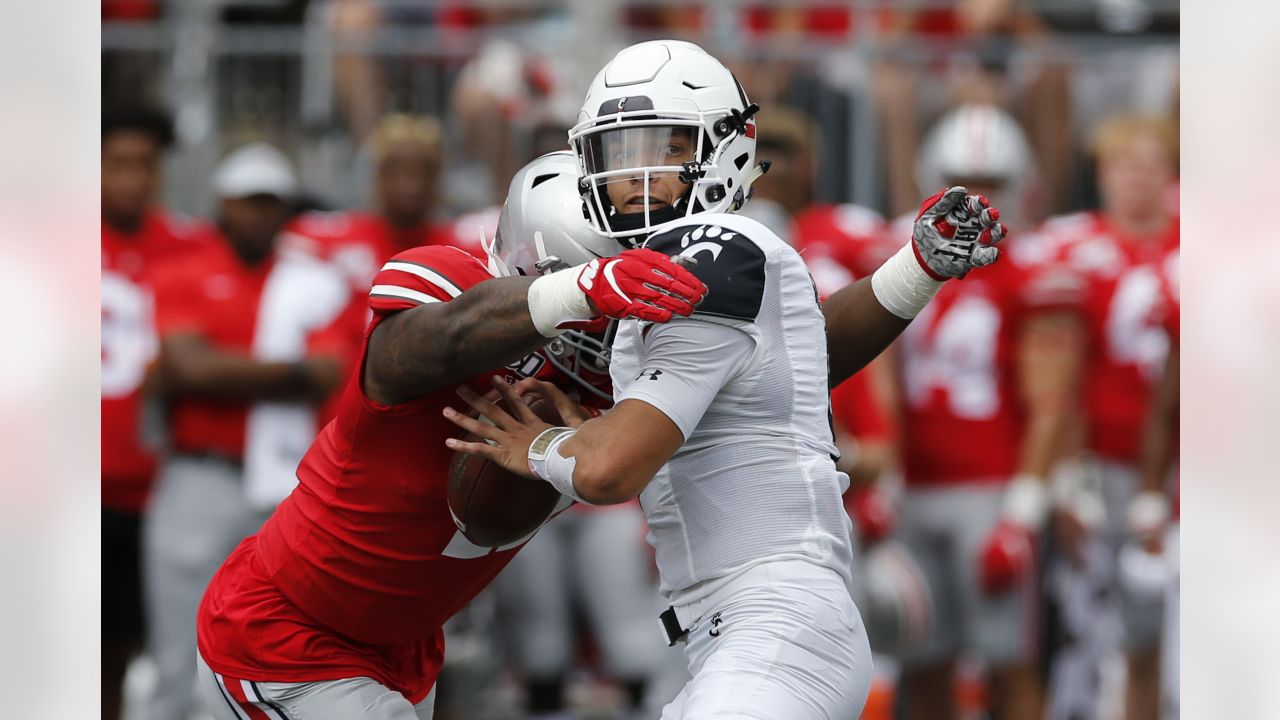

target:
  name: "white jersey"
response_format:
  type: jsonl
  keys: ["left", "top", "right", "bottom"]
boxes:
{"left": 609, "top": 213, "right": 854, "bottom": 608}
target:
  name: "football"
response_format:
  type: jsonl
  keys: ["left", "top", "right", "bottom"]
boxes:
{"left": 447, "top": 397, "right": 567, "bottom": 548}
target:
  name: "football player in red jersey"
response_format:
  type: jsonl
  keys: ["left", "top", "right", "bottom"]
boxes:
{"left": 883, "top": 104, "right": 1081, "bottom": 720}
{"left": 101, "top": 103, "right": 210, "bottom": 720}
{"left": 194, "top": 152, "right": 705, "bottom": 720}
{"left": 286, "top": 114, "right": 485, "bottom": 292}
{"left": 1035, "top": 114, "right": 1178, "bottom": 720}
{"left": 143, "top": 142, "right": 363, "bottom": 720}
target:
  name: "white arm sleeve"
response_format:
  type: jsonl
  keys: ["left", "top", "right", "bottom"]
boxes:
{"left": 616, "top": 318, "right": 756, "bottom": 440}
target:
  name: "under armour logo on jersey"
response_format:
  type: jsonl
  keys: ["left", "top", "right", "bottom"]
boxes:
{"left": 708, "top": 611, "right": 723, "bottom": 637}
{"left": 636, "top": 368, "right": 663, "bottom": 381}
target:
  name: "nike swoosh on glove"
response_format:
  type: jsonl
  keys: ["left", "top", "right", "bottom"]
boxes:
{"left": 577, "top": 248, "right": 707, "bottom": 323}
{"left": 912, "top": 186, "right": 1007, "bottom": 280}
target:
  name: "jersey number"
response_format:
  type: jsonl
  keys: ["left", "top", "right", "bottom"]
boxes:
{"left": 901, "top": 295, "right": 1002, "bottom": 420}
{"left": 101, "top": 271, "right": 158, "bottom": 398}
{"left": 1105, "top": 266, "right": 1168, "bottom": 380}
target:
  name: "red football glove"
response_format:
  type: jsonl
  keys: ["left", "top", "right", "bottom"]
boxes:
{"left": 576, "top": 248, "right": 707, "bottom": 323}
{"left": 979, "top": 520, "right": 1036, "bottom": 595}
{"left": 848, "top": 486, "right": 896, "bottom": 545}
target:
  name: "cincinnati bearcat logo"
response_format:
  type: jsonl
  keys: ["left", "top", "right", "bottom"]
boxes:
{"left": 708, "top": 611, "right": 724, "bottom": 637}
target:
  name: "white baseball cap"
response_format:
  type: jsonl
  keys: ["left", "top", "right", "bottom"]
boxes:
{"left": 212, "top": 142, "right": 299, "bottom": 199}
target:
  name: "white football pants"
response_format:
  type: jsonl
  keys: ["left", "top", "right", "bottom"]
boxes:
{"left": 660, "top": 559, "right": 873, "bottom": 720}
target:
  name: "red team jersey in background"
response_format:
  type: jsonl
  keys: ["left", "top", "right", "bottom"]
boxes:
{"left": 102, "top": 210, "right": 209, "bottom": 511}
{"left": 285, "top": 210, "right": 490, "bottom": 290}
{"left": 896, "top": 234, "right": 1082, "bottom": 486}
{"left": 792, "top": 204, "right": 896, "bottom": 282}
{"left": 151, "top": 236, "right": 362, "bottom": 460}
{"left": 1037, "top": 212, "right": 1179, "bottom": 463}
{"left": 198, "top": 245, "right": 576, "bottom": 703}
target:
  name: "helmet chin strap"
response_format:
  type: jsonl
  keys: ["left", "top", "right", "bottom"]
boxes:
{"left": 604, "top": 192, "right": 692, "bottom": 244}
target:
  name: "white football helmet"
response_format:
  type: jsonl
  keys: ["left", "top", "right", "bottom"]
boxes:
{"left": 858, "top": 541, "right": 934, "bottom": 657}
{"left": 569, "top": 40, "right": 764, "bottom": 244}
{"left": 487, "top": 151, "right": 625, "bottom": 401}
{"left": 915, "top": 104, "right": 1035, "bottom": 225}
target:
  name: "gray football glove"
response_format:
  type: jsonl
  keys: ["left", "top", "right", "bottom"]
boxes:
{"left": 911, "top": 186, "right": 1007, "bottom": 280}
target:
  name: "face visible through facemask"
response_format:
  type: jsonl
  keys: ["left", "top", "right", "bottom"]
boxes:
{"left": 593, "top": 125, "right": 697, "bottom": 215}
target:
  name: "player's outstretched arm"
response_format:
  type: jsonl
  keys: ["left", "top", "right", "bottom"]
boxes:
{"left": 824, "top": 186, "right": 1007, "bottom": 387}
{"left": 365, "top": 249, "right": 706, "bottom": 405}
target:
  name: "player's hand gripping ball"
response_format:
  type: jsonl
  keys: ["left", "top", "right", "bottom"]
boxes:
{"left": 445, "top": 377, "right": 591, "bottom": 548}
{"left": 911, "top": 186, "right": 1007, "bottom": 280}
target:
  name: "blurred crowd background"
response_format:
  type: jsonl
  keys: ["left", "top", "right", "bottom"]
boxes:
{"left": 101, "top": 2, "right": 1180, "bottom": 720}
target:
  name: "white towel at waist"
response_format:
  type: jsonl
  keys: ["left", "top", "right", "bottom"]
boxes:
{"left": 243, "top": 246, "right": 350, "bottom": 510}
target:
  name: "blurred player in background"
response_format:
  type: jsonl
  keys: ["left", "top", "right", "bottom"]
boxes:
{"left": 193, "top": 151, "right": 704, "bottom": 720}
{"left": 1037, "top": 113, "right": 1179, "bottom": 720}
{"left": 886, "top": 103, "right": 1082, "bottom": 720}
{"left": 143, "top": 142, "right": 360, "bottom": 720}
{"left": 446, "top": 40, "right": 1007, "bottom": 720}
{"left": 495, "top": 498, "right": 666, "bottom": 720}
{"left": 1120, "top": 246, "right": 1179, "bottom": 719}
{"left": 101, "top": 104, "right": 209, "bottom": 720}
{"left": 287, "top": 114, "right": 483, "bottom": 291}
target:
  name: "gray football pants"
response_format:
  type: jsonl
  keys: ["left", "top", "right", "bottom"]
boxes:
{"left": 143, "top": 455, "right": 272, "bottom": 720}
{"left": 197, "top": 652, "right": 436, "bottom": 720}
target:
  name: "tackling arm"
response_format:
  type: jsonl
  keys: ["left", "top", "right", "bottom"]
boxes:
{"left": 365, "top": 276, "right": 545, "bottom": 405}
{"left": 365, "top": 248, "right": 706, "bottom": 406}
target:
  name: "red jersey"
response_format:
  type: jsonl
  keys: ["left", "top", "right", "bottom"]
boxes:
{"left": 197, "top": 245, "right": 576, "bottom": 702}
{"left": 1038, "top": 212, "right": 1179, "bottom": 463}
{"left": 895, "top": 227, "right": 1082, "bottom": 486}
{"left": 101, "top": 210, "right": 209, "bottom": 512}
{"left": 152, "top": 237, "right": 358, "bottom": 460}
{"left": 284, "top": 210, "right": 489, "bottom": 291}
{"left": 1158, "top": 247, "right": 1180, "bottom": 345}
{"left": 792, "top": 204, "right": 895, "bottom": 293}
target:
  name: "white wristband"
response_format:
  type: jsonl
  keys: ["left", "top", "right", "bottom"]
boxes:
{"left": 527, "top": 426, "right": 587, "bottom": 503}
{"left": 527, "top": 266, "right": 596, "bottom": 338}
{"left": 871, "top": 243, "right": 946, "bottom": 319}
{"left": 1002, "top": 473, "right": 1051, "bottom": 530}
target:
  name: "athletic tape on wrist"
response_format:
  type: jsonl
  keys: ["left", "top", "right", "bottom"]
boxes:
{"left": 527, "top": 426, "right": 587, "bottom": 503}
{"left": 871, "top": 243, "right": 946, "bottom": 319}
{"left": 528, "top": 267, "right": 595, "bottom": 338}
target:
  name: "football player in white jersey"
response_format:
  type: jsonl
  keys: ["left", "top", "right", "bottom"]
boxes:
{"left": 445, "top": 40, "right": 1005, "bottom": 719}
